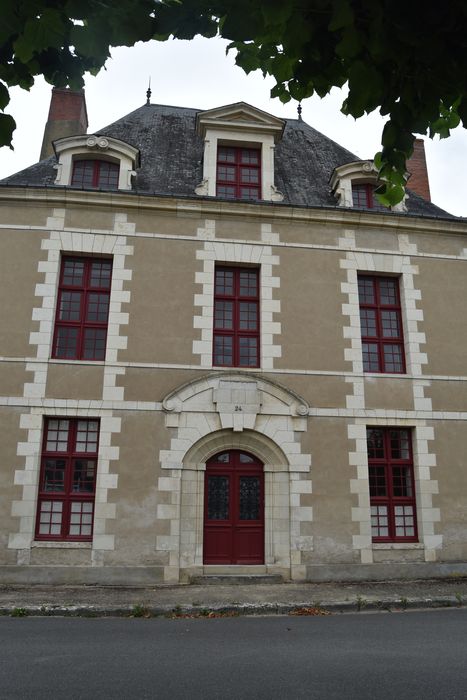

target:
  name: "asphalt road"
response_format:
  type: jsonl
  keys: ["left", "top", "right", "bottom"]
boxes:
{"left": 1, "top": 609, "right": 467, "bottom": 699}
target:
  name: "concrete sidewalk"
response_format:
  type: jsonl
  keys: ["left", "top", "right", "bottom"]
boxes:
{"left": 1, "top": 577, "right": 467, "bottom": 617}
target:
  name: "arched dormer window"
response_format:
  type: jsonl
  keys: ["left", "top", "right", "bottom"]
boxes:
{"left": 71, "top": 159, "right": 119, "bottom": 190}
{"left": 53, "top": 134, "right": 140, "bottom": 191}
{"left": 330, "top": 161, "right": 407, "bottom": 213}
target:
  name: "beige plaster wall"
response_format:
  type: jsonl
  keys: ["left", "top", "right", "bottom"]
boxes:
{"left": 427, "top": 381, "right": 467, "bottom": 412}
{"left": 300, "top": 418, "right": 355, "bottom": 564}
{"left": 103, "top": 411, "right": 171, "bottom": 566}
{"left": 64, "top": 206, "right": 115, "bottom": 232}
{"left": 0, "top": 230, "right": 43, "bottom": 357}
{"left": 275, "top": 248, "right": 348, "bottom": 372}
{"left": 130, "top": 211, "right": 205, "bottom": 236}
{"left": 273, "top": 221, "right": 340, "bottom": 247}
{"left": 417, "top": 258, "right": 467, "bottom": 376}
{"left": 122, "top": 368, "right": 203, "bottom": 403}
{"left": 0, "top": 362, "right": 29, "bottom": 397}
{"left": 0, "top": 408, "right": 25, "bottom": 564}
{"left": 0, "top": 201, "right": 50, "bottom": 228}
{"left": 265, "top": 372, "right": 348, "bottom": 409}
{"left": 46, "top": 363, "right": 104, "bottom": 400}
{"left": 120, "top": 238, "right": 199, "bottom": 365}
{"left": 364, "top": 377, "right": 414, "bottom": 411}
{"left": 434, "top": 421, "right": 467, "bottom": 561}
{"left": 215, "top": 218, "right": 262, "bottom": 241}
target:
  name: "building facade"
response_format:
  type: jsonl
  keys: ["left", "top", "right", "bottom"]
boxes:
{"left": 0, "top": 89, "right": 466, "bottom": 584}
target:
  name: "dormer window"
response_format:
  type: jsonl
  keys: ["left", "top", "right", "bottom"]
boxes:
{"left": 195, "top": 102, "right": 285, "bottom": 202}
{"left": 216, "top": 146, "right": 261, "bottom": 200}
{"left": 352, "top": 183, "right": 387, "bottom": 212}
{"left": 71, "top": 160, "right": 119, "bottom": 190}
{"left": 53, "top": 135, "right": 139, "bottom": 191}
{"left": 330, "top": 161, "right": 407, "bottom": 213}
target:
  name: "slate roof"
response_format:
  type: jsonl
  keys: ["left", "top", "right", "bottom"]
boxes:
{"left": 0, "top": 102, "right": 453, "bottom": 218}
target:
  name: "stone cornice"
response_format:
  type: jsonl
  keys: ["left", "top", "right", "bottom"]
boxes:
{"left": 0, "top": 185, "right": 465, "bottom": 236}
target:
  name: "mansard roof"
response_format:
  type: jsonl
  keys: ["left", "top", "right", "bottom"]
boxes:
{"left": 0, "top": 101, "right": 452, "bottom": 219}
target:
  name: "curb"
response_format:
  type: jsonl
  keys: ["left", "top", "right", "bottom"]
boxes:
{"left": 1, "top": 596, "right": 464, "bottom": 618}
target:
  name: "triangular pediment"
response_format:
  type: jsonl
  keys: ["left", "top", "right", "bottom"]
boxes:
{"left": 196, "top": 102, "right": 285, "bottom": 141}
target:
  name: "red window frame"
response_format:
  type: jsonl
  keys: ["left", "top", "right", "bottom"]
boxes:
{"left": 358, "top": 275, "right": 405, "bottom": 373}
{"left": 352, "top": 183, "right": 387, "bottom": 211}
{"left": 216, "top": 146, "right": 261, "bottom": 200}
{"left": 213, "top": 266, "right": 260, "bottom": 368}
{"left": 71, "top": 159, "right": 119, "bottom": 190}
{"left": 367, "top": 428, "right": 418, "bottom": 542}
{"left": 52, "top": 256, "right": 112, "bottom": 361}
{"left": 35, "top": 418, "right": 100, "bottom": 541}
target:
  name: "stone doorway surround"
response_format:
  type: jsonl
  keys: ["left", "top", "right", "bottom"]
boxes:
{"left": 158, "top": 372, "right": 312, "bottom": 582}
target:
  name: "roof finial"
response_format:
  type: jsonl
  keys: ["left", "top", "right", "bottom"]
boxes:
{"left": 297, "top": 102, "right": 302, "bottom": 121}
{"left": 146, "top": 78, "right": 152, "bottom": 106}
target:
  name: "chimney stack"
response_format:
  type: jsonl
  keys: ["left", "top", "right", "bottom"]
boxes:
{"left": 40, "top": 88, "right": 88, "bottom": 161}
{"left": 406, "top": 138, "right": 431, "bottom": 202}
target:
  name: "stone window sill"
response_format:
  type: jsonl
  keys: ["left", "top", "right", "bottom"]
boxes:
{"left": 32, "top": 541, "right": 92, "bottom": 549}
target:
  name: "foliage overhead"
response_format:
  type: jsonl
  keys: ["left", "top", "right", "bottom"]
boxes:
{"left": 2, "top": 0, "right": 466, "bottom": 204}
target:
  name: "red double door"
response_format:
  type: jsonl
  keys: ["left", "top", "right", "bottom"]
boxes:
{"left": 203, "top": 450, "right": 264, "bottom": 564}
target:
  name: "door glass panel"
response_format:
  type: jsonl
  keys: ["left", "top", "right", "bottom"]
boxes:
{"left": 207, "top": 476, "right": 229, "bottom": 520}
{"left": 239, "top": 453, "right": 254, "bottom": 463}
{"left": 239, "top": 476, "right": 260, "bottom": 520}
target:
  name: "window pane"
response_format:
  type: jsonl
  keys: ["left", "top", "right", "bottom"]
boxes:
{"left": 42, "top": 459, "right": 66, "bottom": 491}
{"left": 90, "top": 261, "right": 112, "bottom": 289}
{"left": 383, "top": 344, "right": 403, "bottom": 372}
{"left": 239, "top": 271, "right": 258, "bottom": 297}
{"left": 392, "top": 466, "right": 413, "bottom": 497}
{"left": 68, "top": 501, "right": 94, "bottom": 536}
{"left": 75, "top": 420, "right": 99, "bottom": 453}
{"left": 240, "top": 187, "right": 259, "bottom": 200}
{"left": 358, "top": 278, "right": 375, "bottom": 304}
{"left": 213, "top": 335, "right": 233, "bottom": 365}
{"left": 86, "top": 292, "right": 110, "bottom": 322}
{"left": 83, "top": 328, "right": 107, "bottom": 360}
{"left": 218, "top": 147, "right": 236, "bottom": 163}
{"left": 38, "top": 501, "right": 63, "bottom": 535}
{"left": 207, "top": 476, "right": 229, "bottom": 520}
{"left": 217, "top": 185, "right": 236, "bottom": 198}
{"left": 360, "top": 308, "right": 377, "bottom": 337}
{"left": 393, "top": 505, "right": 414, "bottom": 537}
{"left": 46, "top": 419, "right": 70, "bottom": 452}
{"left": 238, "top": 337, "right": 258, "bottom": 366}
{"left": 371, "top": 505, "right": 388, "bottom": 537}
{"left": 58, "top": 291, "right": 82, "bottom": 321}
{"left": 362, "top": 342, "right": 380, "bottom": 372}
{"left": 389, "top": 430, "right": 410, "bottom": 459}
{"left": 71, "top": 161, "right": 94, "bottom": 187}
{"left": 239, "top": 476, "right": 260, "bottom": 520}
{"left": 214, "top": 300, "right": 233, "bottom": 329}
{"left": 369, "top": 465, "right": 387, "bottom": 497}
{"left": 239, "top": 453, "right": 255, "bottom": 463}
{"left": 367, "top": 429, "right": 385, "bottom": 458}
{"left": 215, "top": 270, "right": 234, "bottom": 296}
{"left": 62, "top": 259, "right": 85, "bottom": 286}
{"left": 97, "top": 161, "right": 119, "bottom": 190}
{"left": 217, "top": 165, "right": 236, "bottom": 182}
{"left": 239, "top": 302, "right": 258, "bottom": 330}
{"left": 379, "top": 278, "right": 398, "bottom": 305}
{"left": 381, "top": 310, "right": 401, "bottom": 338}
{"left": 240, "top": 167, "right": 259, "bottom": 184}
{"left": 72, "top": 459, "right": 96, "bottom": 493}
{"left": 240, "top": 149, "right": 259, "bottom": 165}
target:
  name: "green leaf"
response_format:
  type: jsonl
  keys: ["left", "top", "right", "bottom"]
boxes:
{"left": 0, "top": 81, "right": 10, "bottom": 111}
{"left": 0, "top": 112, "right": 16, "bottom": 149}
{"left": 13, "top": 9, "right": 69, "bottom": 63}
{"left": 328, "top": 0, "right": 354, "bottom": 31}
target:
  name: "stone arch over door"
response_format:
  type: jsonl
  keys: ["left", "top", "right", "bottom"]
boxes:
{"left": 157, "top": 372, "right": 312, "bottom": 582}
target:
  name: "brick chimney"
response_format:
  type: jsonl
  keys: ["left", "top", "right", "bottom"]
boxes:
{"left": 406, "top": 138, "right": 431, "bottom": 201}
{"left": 40, "top": 88, "right": 88, "bottom": 161}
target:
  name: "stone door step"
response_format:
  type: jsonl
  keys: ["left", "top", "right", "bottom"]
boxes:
{"left": 190, "top": 574, "right": 284, "bottom": 585}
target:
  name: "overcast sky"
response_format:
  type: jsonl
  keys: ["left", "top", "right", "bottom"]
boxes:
{"left": 1, "top": 36, "right": 466, "bottom": 217}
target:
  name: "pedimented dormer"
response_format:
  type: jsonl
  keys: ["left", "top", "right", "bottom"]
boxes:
{"left": 330, "top": 160, "right": 407, "bottom": 213}
{"left": 195, "top": 102, "right": 285, "bottom": 202}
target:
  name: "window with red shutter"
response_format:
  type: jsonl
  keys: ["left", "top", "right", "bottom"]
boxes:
{"left": 358, "top": 275, "right": 405, "bottom": 373}
{"left": 35, "top": 418, "right": 99, "bottom": 541}
{"left": 213, "top": 266, "right": 260, "bottom": 368}
{"left": 52, "top": 257, "right": 112, "bottom": 361}
{"left": 216, "top": 146, "right": 261, "bottom": 200}
{"left": 367, "top": 428, "right": 418, "bottom": 542}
